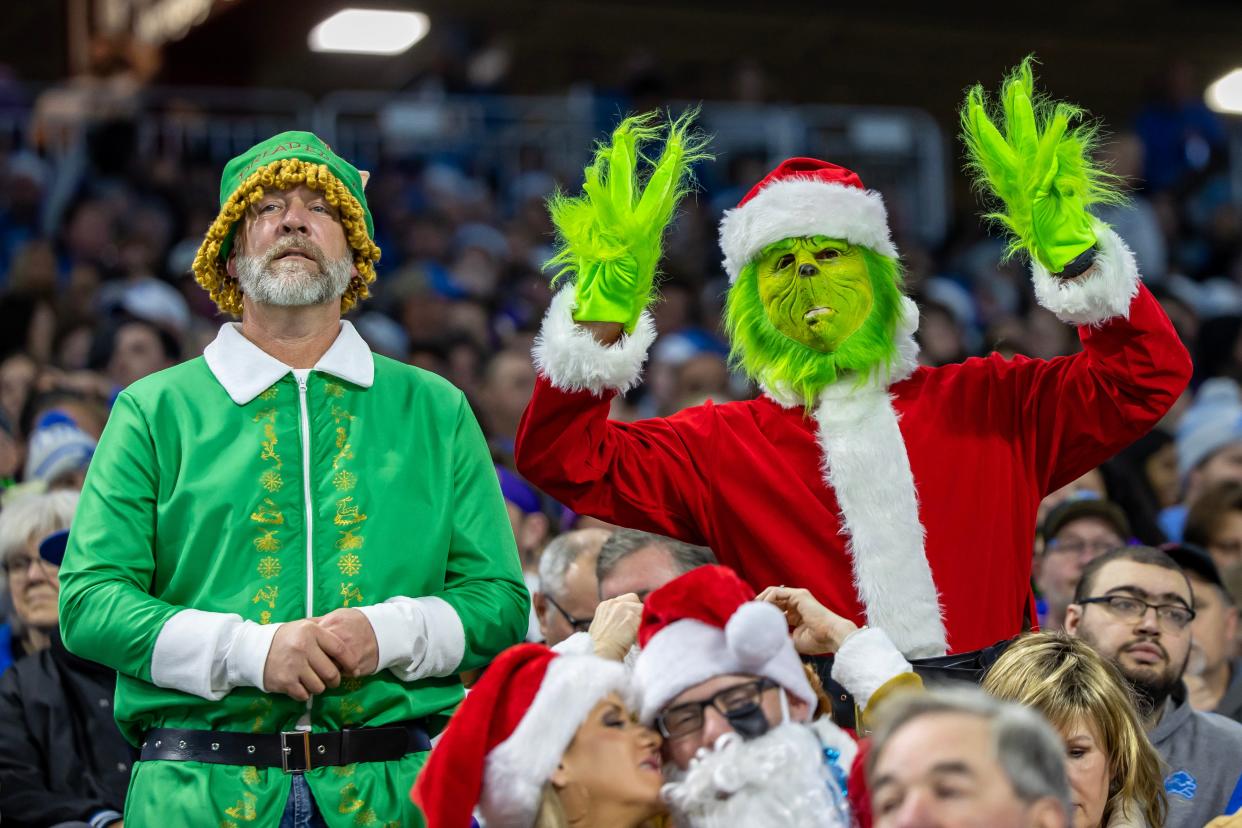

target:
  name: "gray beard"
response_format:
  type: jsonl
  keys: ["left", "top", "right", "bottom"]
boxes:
{"left": 661, "top": 722, "right": 851, "bottom": 828}
{"left": 236, "top": 238, "right": 353, "bottom": 308}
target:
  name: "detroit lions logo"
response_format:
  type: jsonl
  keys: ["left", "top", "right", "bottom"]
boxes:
{"left": 1165, "top": 770, "right": 1198, "bottom": 800}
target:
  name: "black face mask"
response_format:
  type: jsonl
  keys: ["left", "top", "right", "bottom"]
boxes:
{"left": 724, "top": 703, "right": 773, "bottom": 740}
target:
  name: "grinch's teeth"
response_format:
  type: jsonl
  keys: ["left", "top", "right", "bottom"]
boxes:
{"left": 804, "top": 307, "right": 833, "bottom": 321}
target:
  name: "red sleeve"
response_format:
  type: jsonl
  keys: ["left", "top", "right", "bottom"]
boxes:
{"left": 974, "top": 284, "right": 1191, "bottom": 493}
{"left": 514, "top": 376, "right": 713, "bottom": 545}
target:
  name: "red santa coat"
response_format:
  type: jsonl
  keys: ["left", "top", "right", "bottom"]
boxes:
{"left": 516, "top": 227, "right": 1192, "bottom": 657}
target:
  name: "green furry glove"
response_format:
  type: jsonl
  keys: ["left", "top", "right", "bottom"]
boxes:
{"left": 548, "top": 111, "right": 709, "bottom": 333}
{"left": 961, "top": 58, "right": 1123, "bottom": 274}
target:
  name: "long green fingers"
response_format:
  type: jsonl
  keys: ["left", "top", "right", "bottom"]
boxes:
{"left": 547, "top": 110, "right": 711, "bottom": 331}
{"left": 960, "top": 56, "right": 1124, "bottom": 272}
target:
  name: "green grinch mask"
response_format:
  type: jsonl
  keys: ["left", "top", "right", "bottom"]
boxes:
{"left": 756, "top": 236, "right": 874, "bottom": 353}
{"left": 725, "top": 240, "right": 906, "bottom": 408}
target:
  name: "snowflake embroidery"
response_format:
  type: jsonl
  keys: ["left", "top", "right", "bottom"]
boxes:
{"left": 333, "top": 469, "right": 357, "bottom": 492}
{"left": 257, "top": 556, "right": 282, "bottom": 578}
{"left": 259, "top": 469, "right": 283, "bottom": 493}
{"left": 337, "top": 552, "right": 362, "bottom": 577}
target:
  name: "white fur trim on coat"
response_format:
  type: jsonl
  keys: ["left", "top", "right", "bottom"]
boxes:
{"left": 634, "top": 616, "right": 816, "bottom": 724}
{"left": 481, "top": 655, "right": 630, "bottom": 827}
{"left": 531, "top": 286, "right": 657, "bottom": 396}
{"left": 808, "top": 715, "right": 860, "bottom": 776}
{"left": 719, "top": 179, "right": 898, "bottom": 281}
{"left": 1031, "top": 223, "right": 1140, "bottom": 326}
{"left": 814, "top": 383, "right": 948, "bottom": 658}
{"left": 830, "top": 626, "right": 913, "bottom": 712}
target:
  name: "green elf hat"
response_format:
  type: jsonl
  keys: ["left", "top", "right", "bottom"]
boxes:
{"left": 191, "top": 130, "right": 381, "bottom": 317}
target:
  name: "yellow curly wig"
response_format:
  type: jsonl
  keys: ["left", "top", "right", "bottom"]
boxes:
{"left": 191, "top": 157, "right": 382, "bottom": 317}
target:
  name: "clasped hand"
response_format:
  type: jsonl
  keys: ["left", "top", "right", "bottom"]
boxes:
{"left": 261, "top": 609, "right": 379, "bottom": 702}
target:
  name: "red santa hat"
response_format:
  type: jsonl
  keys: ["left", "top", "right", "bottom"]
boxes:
{"left": 718, "top": 157, "right": 898, "bottom": 282}
{"left": 633, "top": 565, "right": 816, "bottom": 723}
{"left": 412, "top": 643, "right": 629, "bottom": 828}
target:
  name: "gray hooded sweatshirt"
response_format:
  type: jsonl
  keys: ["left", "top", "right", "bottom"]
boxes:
{"left": 1148, "top": 684, "right": 1242, "bottom": 827}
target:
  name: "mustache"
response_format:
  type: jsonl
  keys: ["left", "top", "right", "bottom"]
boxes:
{"left": 1123, "top": 637, "right": 1169, "bottom": 660}
{"left": 263, "top": 236, "right": 329, "bottom": 269}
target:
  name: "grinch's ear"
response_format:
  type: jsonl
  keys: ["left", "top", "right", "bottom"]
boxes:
{"left": 359, "top": 170, "right": 370, "bottom": 190}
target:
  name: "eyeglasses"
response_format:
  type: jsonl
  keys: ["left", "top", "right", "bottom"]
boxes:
{"left": 3, "top": 554, "right": 42, "bottom": 577}
{"left": 543, "top": 595, "right": 593, "bottom": 634}
{"left": 1046, "top": 540, "right": 1121, "bottom": 559}
{"left": 656, "top": 678, "right": 776, "bottom": 739}
{"left": 1077, "top": 594, "right": 1196, "bottom": 631}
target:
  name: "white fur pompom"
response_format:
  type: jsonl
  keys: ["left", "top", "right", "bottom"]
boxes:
{"left": 725, "top": 602, "right": 787, "bottom": 670}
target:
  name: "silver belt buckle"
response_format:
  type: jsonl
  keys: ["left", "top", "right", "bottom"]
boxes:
{"left": 280, "top": 730, "right": 312, "bottom": 773}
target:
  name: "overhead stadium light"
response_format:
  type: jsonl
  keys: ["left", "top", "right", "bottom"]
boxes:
{"left": 309, "top": 9, "right": 430, "bottom": 55}
{"left": 1205, "top": 68, "right": 1242, "bottom": 114}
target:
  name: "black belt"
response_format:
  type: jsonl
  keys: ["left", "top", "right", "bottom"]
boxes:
{"left": 807, "top": 638, "right": 1016, "bottom": 730}
{"left": 140, "top": 719, "right": 432, "bottom": 772}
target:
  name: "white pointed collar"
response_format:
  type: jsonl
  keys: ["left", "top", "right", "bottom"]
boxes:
{"left": 204, "top": 320, "right": 375, "bottom": 405}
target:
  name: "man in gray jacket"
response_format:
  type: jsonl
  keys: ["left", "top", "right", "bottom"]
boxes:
{"left": 1066, "top": 546, "right": 1242, "bottom": 825}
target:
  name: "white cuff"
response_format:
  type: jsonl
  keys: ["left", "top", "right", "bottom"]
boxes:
{"left": 551, "top": 631, "right": 595, "bottom": 656}
{"left": 1031, "top": 222, "right": 1140, "bottom": 326}
{"left": 226, "top": 620, "right": 283, "bottom": 691}
{"left": 531, "top": 286, "right": 657, "bottom": 396}
{"left": 150, "top": 608, "right": 281, "bottom": 700}
{"left": 830, "top": 626, "right": 913, "bottom": 711}
{"left": 357, "top": 596, "right": 465, "bottom": 682}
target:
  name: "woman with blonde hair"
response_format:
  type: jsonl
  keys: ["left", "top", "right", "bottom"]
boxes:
{"left": 982, "top": 633, "right": 1166, "bottom": 828}
{"left": 413, "top": 643, "right": 665, "bottom": 828}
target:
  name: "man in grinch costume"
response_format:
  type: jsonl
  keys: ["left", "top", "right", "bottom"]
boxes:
{"left": 58, "top": 132, "right": 529, "bottom": 826}
{"left": 516, "top": 64, "right": 1191, "bottom": 668}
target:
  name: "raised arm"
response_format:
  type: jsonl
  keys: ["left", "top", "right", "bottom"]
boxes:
{"left": 516, "top": 112, "right": 717, "bottom": 541}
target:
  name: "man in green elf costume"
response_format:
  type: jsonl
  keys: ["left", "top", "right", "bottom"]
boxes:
{"left": 58, "top": 132, "right": 529, "bottom": 826}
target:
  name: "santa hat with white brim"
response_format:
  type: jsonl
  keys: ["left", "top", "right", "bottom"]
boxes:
{"left": 634, "top": 565, "right": 816, "bottom": 724}
{"left": 719, "top": 157, "right": 898, "bottom": 283}
{"left": 412, "top": 643, "right": 630, "bottom": 828}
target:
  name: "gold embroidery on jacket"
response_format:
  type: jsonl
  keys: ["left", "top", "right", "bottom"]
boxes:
{"left": 336, "top": 529, "right": 364, "bottom": 551}
{"left": 337, "top": 552, "right": 362, "bottom": 576}
{"left": 332, "top": 469, "right": 357, "bottom": 491}
{"left": 250, "top": 498, "right": 284, "bottom": 525}
{"left": 333, "top": 496, "right": 368, "bottom": 526}
{"left": 254, "top": 529, "right": 281, "bottom": 552}
{"left": 259, "top": 424, "right": 282, "bottom": 468}
{"left": 339, "top": 582, "right": 364, "bottom": 607}
{"left": 252, "top": 585, "right": 279, "bottom": 609}
{"left": 257, "top": 556, "right": 281, "bottom": 578}
{"left": 259, "top": 469, "right": 283, "bottom": 493}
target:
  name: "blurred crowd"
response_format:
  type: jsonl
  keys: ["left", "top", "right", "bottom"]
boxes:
{"left": 1, "top": 37, "right": 1242, "bottom": 827}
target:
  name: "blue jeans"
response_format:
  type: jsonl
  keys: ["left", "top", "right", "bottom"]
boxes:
{"left": 279, "top": 774, "right": 327, "bottom": 828}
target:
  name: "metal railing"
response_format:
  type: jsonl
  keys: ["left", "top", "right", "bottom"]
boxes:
{"left": 0, "top": 83, "right": 952, "bottom": 246}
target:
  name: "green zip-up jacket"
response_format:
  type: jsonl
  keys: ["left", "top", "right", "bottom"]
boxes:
{"left": 58, "top": 321, "right": 529, "bottom": 827}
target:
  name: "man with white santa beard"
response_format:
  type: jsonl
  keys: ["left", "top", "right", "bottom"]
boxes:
{"left": 633, "top": 565, "right": 919, "bottom": 827}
